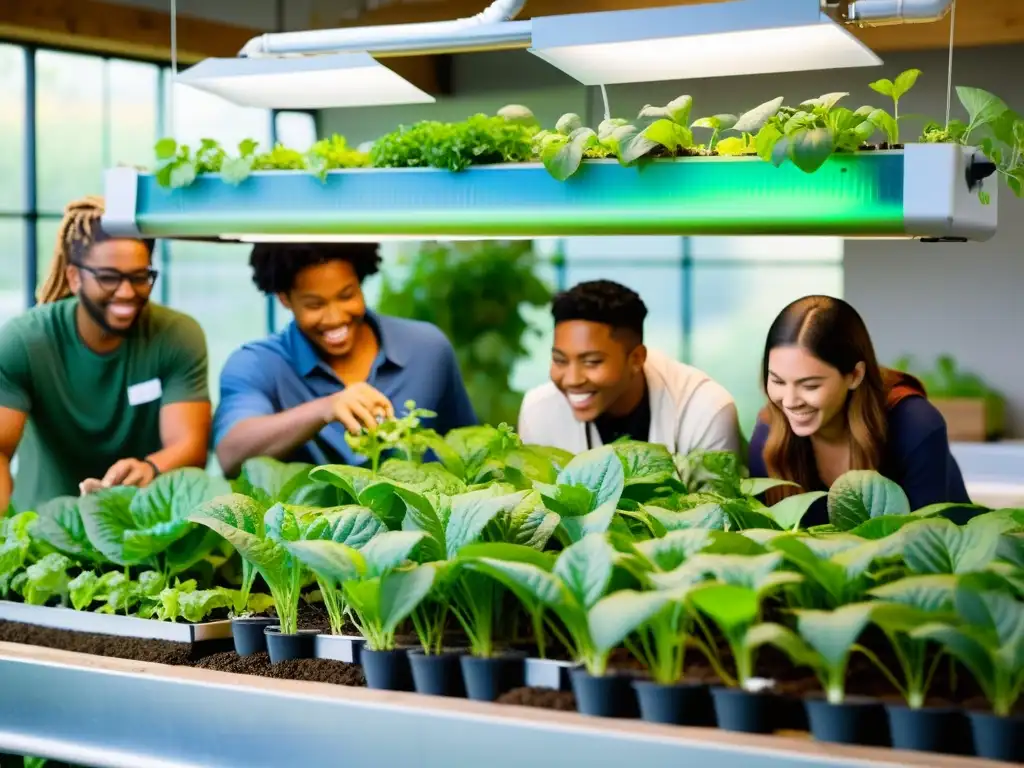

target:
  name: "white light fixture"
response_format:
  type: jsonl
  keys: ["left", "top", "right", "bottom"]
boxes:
{"left": 175, "top": 53, "right": 436, "bottom": 110}
{"left": 528, "top": 0, "right": 882, "bottom": 86}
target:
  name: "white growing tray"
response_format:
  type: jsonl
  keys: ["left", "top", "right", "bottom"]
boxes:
{"left": 0, "top": 600, "right": 232, "bottom": 642}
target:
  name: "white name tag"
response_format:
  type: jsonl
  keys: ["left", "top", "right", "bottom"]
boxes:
{"left": 127, "top": 378, "right": 163, "bottom": 406}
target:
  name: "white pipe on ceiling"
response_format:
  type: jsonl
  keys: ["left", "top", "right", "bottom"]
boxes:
{"left": 846, "top": 0, "right": 954, "bottom": 25}
{"left": 238, "top": 0, "right": 531, "bottom": 57}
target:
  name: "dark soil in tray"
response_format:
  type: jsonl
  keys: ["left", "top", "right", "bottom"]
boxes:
{"left": 0, "top": 619, "right": 197, "bottom": 665}
{"left": 498, "top": 687, "right": 577, "bottom": 711}
{"left": 194, "top": 651, "right": 365, "bottom": 686}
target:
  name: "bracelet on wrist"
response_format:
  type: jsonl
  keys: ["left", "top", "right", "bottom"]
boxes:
{"left": 143, "top": 458, "right": 162, "bottom": 478}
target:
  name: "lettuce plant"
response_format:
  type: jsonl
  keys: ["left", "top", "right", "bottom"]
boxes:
{"left": 537, "top": 445, "right": 626, "bottom": 543}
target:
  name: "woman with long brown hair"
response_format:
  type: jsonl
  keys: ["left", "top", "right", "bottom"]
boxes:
{"left": 747, "top": 295, "right": 970, "bottom": 525}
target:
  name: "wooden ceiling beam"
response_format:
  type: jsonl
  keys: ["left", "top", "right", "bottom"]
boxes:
{"left": 346, "top": 0, "right": 1024, "bottom": 52}
{"left": 0, "top": 0, "right": 446, "bottom": 95}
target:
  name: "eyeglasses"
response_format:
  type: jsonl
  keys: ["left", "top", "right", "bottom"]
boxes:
{"left": 72, "top": 263, "right": 159, "bottom": 293}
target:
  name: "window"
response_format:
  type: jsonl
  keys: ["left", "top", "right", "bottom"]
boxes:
{"left": 35, "top": 51, "right": 105, "bottom": 214}
{"left": 0, "top": 220, "right": 25, "bottom": 330}
{"left": 0, "top": 45, "right": 25, "bottom": 213}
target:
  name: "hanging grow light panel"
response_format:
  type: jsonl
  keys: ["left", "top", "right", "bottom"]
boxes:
{"left": 102, "top": 145, "right": 997, "bottom": 243}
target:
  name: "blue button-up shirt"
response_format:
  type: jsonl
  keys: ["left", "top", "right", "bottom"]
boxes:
{"left": 212, "top": 311, "right": 478, "bottom": 467}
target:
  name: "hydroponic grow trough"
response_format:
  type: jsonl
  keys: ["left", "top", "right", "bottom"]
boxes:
{"left": 102, "top": 144, "right": 997, "bottom": 242}
{"left": 0, "top": 643, "right": 1010, "bottom": 768}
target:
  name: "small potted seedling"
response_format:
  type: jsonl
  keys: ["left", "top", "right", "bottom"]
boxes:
{"left": 286, "top": 531, "right": 434, "bottom": 691}
{"left": 754, "top": 603, "right": 891, "bottom": 747}
{"left": 914, "top": 586, "right": 1024, "bottom": 762}
{"left": 190, "top": 496, "right": 322, "bottom": 663}
{"left": 867, "top": 576, "right": 971, "bottom": 755}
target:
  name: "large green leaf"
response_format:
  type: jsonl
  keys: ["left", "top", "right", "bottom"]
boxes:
{"left": 732, "top": 96, "right": 784, "bottom": 133}
{"left": 309, "top": 464, "right": 376, "bottom": 503}
{"left": 379, "top": 565, "right": 438, "bottom": 634}
{"left": 740, "top": 478, "right": 799, "bottom": 497}
{"left": 613, "top": 441, "right": 680, "bottom": 489}
{"left": 462, "top": 557, "right": 567, "bottom": 609}
{"left": 557, "top": 446, "right": 625, "bottom": 516}
{"left": 794, "top": 603, "right": 876, "bottom": 671}
{"left": 868, "top": 574, "right": 958, "bottom": 613}
{"left": 553, "top": 533, "right": 614, "bottom": 610}
{"left": 237, "top": 457, "right": 312, "bottom": 506}
{"left": 764, "top": 491, "right": 828, "bottom": 531}
{"left": 787, "top": 127, "right": 834, "bottom": 173}
{"left": 131, "top": 468, "right": 230, "bottom": 529}
{"left": 314, "top": 506, "right": 387, "bottom": 548}
{"left": 828, "top": 470, "right": 910, "bottom": 531}
{"left": 392, "top": 486, "right": 445, "bottom": 561}
{"left": 635, "top": 529, "right": 711, "bottom": 571}
{"left": 31, "top": 497, "right": 104, "bottom": 563}
{"left": 684, "top": 552, "right": 796, "bottom": 594}
{"left": 359, "top": 531, "right": 427, "bottom": 577}
{"left": 445, "top": 490, "right": 526, "bottom": 557}
{"left": 79, "top": 486, "right": 141, "bottom": 566}
{"left": 285, "top": 539, "right": 366, "bottom": 583}
{"left": 689, "top": 583, "right": 759, "bottom": 634}
{"left": 541, "top": 128, "right": 596, "bottom": 181}
{"left": 588, "top": 589, "right": 669, "bottom": 654}
{"left": 645, "top": 503, "right": 727, "bottom": 532}
{"left": 997, "top": 533, "right": 1024, "bottom": 568}
{"left": 957, "top": 86, "right": 1009, "bottom": 131}
{"left": 903, "top": 518, "right": 1001, "bottom": 574}
{"left": 849, "top": 515, "right": 918, "bottom": 539}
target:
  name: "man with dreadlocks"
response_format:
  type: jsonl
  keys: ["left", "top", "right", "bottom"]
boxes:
{"left": 0, "top": 196, "right": 211, "bottom": 513}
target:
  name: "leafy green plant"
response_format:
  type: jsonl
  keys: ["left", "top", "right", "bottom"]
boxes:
{"left": 285, "top": 531, "right": 433, "bottom": 651}
{"left": 534, "top": 113, "right": 603, "bottom": 182}
{"left": 867, "top": 68, "right": 922, "bottom": 145}
{"left": 914, "top": 586, "right": 1024, "bottom": 716}
{"left": 636, "top": 95, "right": 697, "bottom": 156}
{"left": 189, "top": 495, "right": 328, "bottom": 634}
{"left": 867, "top": 575, "right": 958, "bottom": 708}
{"left": 692, "top": 113, "right": 738, "bottom": 152}
{"left": 755, "top": 92, "right": 878, "bottom": 173}
{"left": 753, "top": 603, "right": 878, "bottom": 704}
{"left": 77, "top": 469, "right": 230, "bottom": 577}
{"left": 370, "top": 112, "right": 535, "bottom": 172}
{"left": 376, "top": 239, "right": 553, "bottom": 427}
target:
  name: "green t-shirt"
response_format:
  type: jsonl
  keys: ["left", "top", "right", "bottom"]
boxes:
{"left": 0, "top": 297, "right": 209, "bottom": 511}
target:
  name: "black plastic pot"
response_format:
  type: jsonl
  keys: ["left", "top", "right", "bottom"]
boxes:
{"left": 969, "top": 711, "right": 1024, "bottom": 762}
{"left": 570, "top": 669, "right": 639, "bottom": 719}
{"left": 632, "top": 680, "right": 715, "bottom": 726}
{"left": 231, "top": 617, "right": 277, "bottom": 656}
{"left": 264, "top": 627, "right": 321, "bottom": 664}
{"left": 362, "top": 648, "right": 415, "bottom": 691}
{"left": 408, "top": 650, "right": 467, "bottom": 698}
{"left": 710, "top": 688, "right": 776, "bottom": 734}
{"left": 805, "top": 697, "right": 891, "bottom": 747}
{"left": 460, "top": 653, "right": 525, "bottom": 702}
{"left": 886, "top": 704, "right": 973, "bottom": 755}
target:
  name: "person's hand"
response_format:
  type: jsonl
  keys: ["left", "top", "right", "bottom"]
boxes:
{"left": 99, "top": 458, "right": 158, "bottom": 489}
{"left": 325, "top": 383, "right": 394, "bottom": 434}
{"left": 79, "top": 478, "right": 104, "bottom": 496}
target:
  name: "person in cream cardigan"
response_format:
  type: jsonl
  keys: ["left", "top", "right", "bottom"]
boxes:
{"left": 518, "top": 280, "right": 741, "bottom": 456}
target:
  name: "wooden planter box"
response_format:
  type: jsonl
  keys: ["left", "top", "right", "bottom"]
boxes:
{"left": 933, "top": 397, "right": 1005, "bottom": 442}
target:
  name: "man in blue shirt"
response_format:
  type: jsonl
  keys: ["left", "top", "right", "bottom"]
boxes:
{"left": 213, "top": 242, "right": 477, "bottom": 476}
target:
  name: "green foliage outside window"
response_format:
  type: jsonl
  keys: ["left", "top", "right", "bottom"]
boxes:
{"left": 376, "top": 240, "right": 554, "bottom": 428}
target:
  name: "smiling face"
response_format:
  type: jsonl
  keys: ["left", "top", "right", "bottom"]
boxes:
{"left": 67, "top": 239, "right": 155, "bottom": 335}
{"left": 550, "top": 320, "right": 646, "bottom": 422}
{"left": 766, "top": 345, "right": 866, "bottom": 438}
{"left": 281, "top": 259, "right": 367, "bottom": 358}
